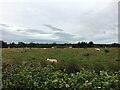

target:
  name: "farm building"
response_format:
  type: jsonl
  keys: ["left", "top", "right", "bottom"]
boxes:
{"left": 51, "top": 45, "right": 72, "bottom": 48}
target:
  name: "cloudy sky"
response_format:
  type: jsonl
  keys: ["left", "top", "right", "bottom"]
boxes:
{"left": 0, "top": 0, "right": 119, "bottom": 44}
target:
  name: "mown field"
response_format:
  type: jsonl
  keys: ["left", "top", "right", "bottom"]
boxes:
{"left": 2, "top": 48, "right": 120, "bottom": 89}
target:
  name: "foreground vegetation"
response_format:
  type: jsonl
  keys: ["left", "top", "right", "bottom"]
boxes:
{"left": 2, "top": 63, "right": 120, "bottom": 90}
{"left": 2, "top": 48, "right": 120, "bottom": 89}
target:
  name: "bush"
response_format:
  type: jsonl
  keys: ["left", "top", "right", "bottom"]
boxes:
{"left": 93, "top": 63, "right": 105, "bottom": 73}
{"left": 65, "top": 60, "right": 81, "bottom": 73}
{"left": 104, "top": 49, "right": 109, "bottom": 53}
{"left": 84, "top": 53, "right": 90, "bottom": 56}
{"left": 56, "top": 60, "right": 81, "bottom": 73}
{"left": 2, "top": 64, "right": 120, "bottom": 90}
{"left": 40, "top": 60, "right": 47, "bottom": 68}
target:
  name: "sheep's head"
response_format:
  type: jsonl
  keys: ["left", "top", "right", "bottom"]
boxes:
{"left": 47, "top": 58, "right": 49, "bottom": 61}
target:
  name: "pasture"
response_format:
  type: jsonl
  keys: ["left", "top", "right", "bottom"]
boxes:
{"left": 2, "top": 48, "right": 120, "bottom": 89}
{"left": 2, "top": 48, "right": 120, "bottom": 72}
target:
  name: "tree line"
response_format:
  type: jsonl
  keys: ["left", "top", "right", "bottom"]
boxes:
{"left": 0, "top": 41, "right": 120, "bottom": 48}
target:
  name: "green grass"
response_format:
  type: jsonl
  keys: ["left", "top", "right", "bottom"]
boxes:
{"left": 2, "top": 48, "right": 120, "bottom": 72}
{"left": 2, "top": 48, "right": 120, "bottom": 89}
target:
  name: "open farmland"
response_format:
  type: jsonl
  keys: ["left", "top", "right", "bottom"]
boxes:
{"left": 2, "top": 48, "right": 120, "bottom": 89}
{"left": 2, "top": 48, "right": 120, "bottom": 72}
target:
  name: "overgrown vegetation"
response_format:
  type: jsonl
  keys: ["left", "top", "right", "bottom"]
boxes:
{"left": 2, "top": 63, "right": 120, "bottom": 90}
{"left": 104, "top": 49, "right": 109, "bottom": 53}
{"left": 2, "top": 48, "right": 120, "bottom": 89}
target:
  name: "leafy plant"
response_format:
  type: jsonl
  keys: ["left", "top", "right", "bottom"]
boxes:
{"left": 2, "top": 64, "right": 119, "bottom": 90}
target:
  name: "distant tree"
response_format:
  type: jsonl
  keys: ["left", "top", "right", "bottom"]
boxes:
{"left": 0, "top": 41, "right": 2, "bottom": 48}
{"left": 80, "top": 42, "right": 88, "bottom": 48}
{"left": 29, "top": 42, "right": 36, "bottom": 47}
{"left": 111, "top": 43, "right": 120, "bottom": 47}
{"left": 10, "top": 42, "right": 15, "bottom": 48}
{"left": 53, "top": 42, "right": 57, "bottom": 45}
{"left": 18, "top": 42, "right": 25, "bottom": 48}
{"left": 30, "top": 42, "right": 35, "bottom": 45}
{"left": 77, "top": 42, "right": 81, "bottom": 48}
{"left": 1, "top": 41, "right": 8, "bottom": 48}
{"left": 88, "top": 41, "right": 94, "bottom": 47}
{"left": 78, "top": 42, "right": 80, "bottom": 44}
{"left": 52, "top": 42, "right": 57, "bottom": 47}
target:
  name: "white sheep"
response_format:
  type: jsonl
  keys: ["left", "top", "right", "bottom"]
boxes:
{"left": 51, "top": 47, "right": 55, "bottom": 48}
{"left": 95, "top": 48, "right": 100, "bottom": 51}
{"left": 47, "top": 58, "right": 57, "bottom": 64}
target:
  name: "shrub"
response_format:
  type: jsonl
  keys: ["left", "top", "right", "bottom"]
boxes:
{"left": 84, "top": 53, "right": 90, "bottom": 56}
{"left": 116, "top": 59, "right": 120, "bottom": 62}
{"left": 56, "top": 60, "right": 81, "bottom": 73}
{"left": 31, "top": 57, "right": 36, "bottom": 60}
{"left": 2, "top": 64, "right": 119, "bottom": 90}
{"left": 93, "top": 63, "right": 105, "bottom": 73}
{"left": 40, "top": 60, "right": 47, "bottom": 68}
{"left": 65, "top": 60, "right": 81, "bottom": 73}
{"left": 104, "top": 49, "right": 109, "bottom": 53}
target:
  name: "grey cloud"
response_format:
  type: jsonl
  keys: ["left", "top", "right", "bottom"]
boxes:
{"left": 16, "top": 29, "right": 23, "bottom": 31}
{"left": 27, "top": 31, "right": 79, "bottom": 43}
{"left": 0, "top": 24, "right": 58, "bottom": 43}
{"left": 0, "top": 1, "right": 118, "bottom": 44}
{"left": 0, "top": 24, "right": 48, "bottom": 35}
{"left": 1, "top": 28, "right": 24, "bottom": 43}
{"left": 21, "top": 31, "right": 84, "bottom": 43}
{"left": 17, "top": 29, "right": 48, "bottom": 34}
{"left": 26, "top": 29, "right": 48, "bottom": 34}
{"left": 0, "top": 24, "right": 9, "bottom": 27}
{"left": 0, "top": 25, "right": 13, "bottom": 36}
{"left": 43, "top": 24, "right": 64, "bottom": 31}
{"left": 26, "top": 38, "right": 78, "bottom": 44}
{"left": 53, "top": 32, "right": 84, "bottom": 42}
{"left": 24, "top": 38, "right": 64, "bottom": 43}
{"left": 54, "top": 32, "right": 74, "bottom": 39}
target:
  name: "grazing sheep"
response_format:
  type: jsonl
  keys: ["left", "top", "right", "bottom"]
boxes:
{"left": 47, "top": 58, "right": 57, "bottom": 64}
{"left": 69, "top": 46, "right": 72, "bottom": 48}
{"left": 95, "top": 48, "right": 100, "bottom": 51}
{"left": 51, "top": 47, "right": 55, "bottom": 48}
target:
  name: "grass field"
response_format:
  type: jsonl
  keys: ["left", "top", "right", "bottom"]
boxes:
{"left": 2, "top": 48, "right": 120, "bottom": 72}
{"left": 2, "top": 48, "right": 120, "bottom": 89}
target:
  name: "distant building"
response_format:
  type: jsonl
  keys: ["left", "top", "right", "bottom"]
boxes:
{"left": 51, "top": 46, "right": 56, "bottom": 48}
{"left": 69, "top": 46, "right": 72, "bottom": 48}
{"left": 51, "top": 45, "right": 72, "bottom": 48}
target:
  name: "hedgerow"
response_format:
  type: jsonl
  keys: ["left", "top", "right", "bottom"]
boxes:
{"left": 2, "top": 64, "right": 120, "bottom": 90}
